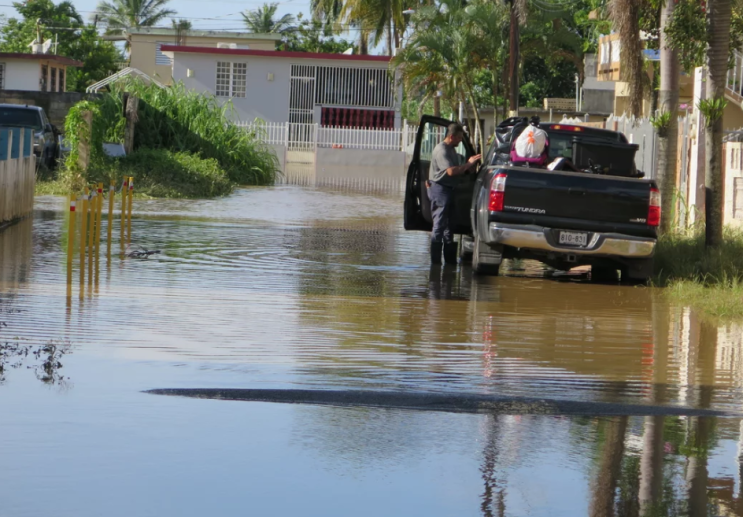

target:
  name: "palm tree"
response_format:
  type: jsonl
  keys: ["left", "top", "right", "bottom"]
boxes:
{"left": 393, "top": 0, "right": 487, "bottom": 149}
{"left": 704, "top": 0, "right": 733, "bottom": 247}
{"left": 95, "top": 0, "right": 175, "bottom": 35}
{"left": 242, "top": 3, "right": 296, "bottom": 35}
{"left": 311, "top": 0, "right": 373, "bottom": 54}
{"left": 171, "top": 18, "right": 191, "bottom": 45}
{"left": 342, "top": 0, "right": 404, "bottom": 56}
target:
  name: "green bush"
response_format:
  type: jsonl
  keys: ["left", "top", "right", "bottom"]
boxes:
{"left": 88, "top": 149, "right": 233, "bottom": 199}
{"left": 61, "top": 80, "right": 279, "bottom": 196}
{"left": 125, "top": 81, "right": 278, "bottom": 185}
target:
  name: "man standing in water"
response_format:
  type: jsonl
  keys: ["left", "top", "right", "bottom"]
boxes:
{"left": 428, "top": 123, "right": 481, "bottom": 264}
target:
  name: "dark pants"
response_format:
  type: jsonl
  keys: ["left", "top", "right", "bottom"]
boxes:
{"left": 428, "top": 182, "right": 455, "bottom": 244}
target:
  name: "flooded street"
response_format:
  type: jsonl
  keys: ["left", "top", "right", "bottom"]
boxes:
{"left": 2, "top": 186, "right": 743, "bottom": 516}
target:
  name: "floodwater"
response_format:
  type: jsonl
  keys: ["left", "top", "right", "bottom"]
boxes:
{"left": 1, "top": 186, "right": 743, "bottom": 516}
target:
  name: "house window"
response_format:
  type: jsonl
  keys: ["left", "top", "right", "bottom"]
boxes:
{"left": 0, "top": 63, "right": 4, "bottom": 89}
{"left": 216, "top": 62, "right": 247, "bottom": 98}
{"left": 155, "top": 42, "right": 173, "bottom": 65}
{"left": 51, "top": 67, "right": 57, "bottom": 92}
{"left": 59, "top": 68, "right": 65, "bottom": 92}
{"left": 40, "top": 64, "right": 48, "bottom": 92}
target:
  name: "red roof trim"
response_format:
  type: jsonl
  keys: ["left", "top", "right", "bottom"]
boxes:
{"left": 159, "top": 45, "right": 391, "bottom": 63}
{"left": 0, "top": 53, "right": 83, "bottom": 66}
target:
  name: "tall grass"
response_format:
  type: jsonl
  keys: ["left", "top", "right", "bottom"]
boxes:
{"left": 61, "top": 79, "right": 279, "bottom": 195}
{"left": 124, "top": 81, "right": 278, "bottom": 185}
{"left": 654, "top": 229, "right": 743, "bottom": 318}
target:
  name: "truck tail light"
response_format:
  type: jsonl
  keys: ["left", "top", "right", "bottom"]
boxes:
{"left": 489, "top": 173, "right": 508, "bottom": 212}
{"left": 648, "top": 187, "right": 661, "bottom": 227}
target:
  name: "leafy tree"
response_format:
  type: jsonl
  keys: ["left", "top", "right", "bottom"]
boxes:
{"left": 0, "top": 0, "right": 123, "bottom": 92}
{"left": 281, "top": 14, "right": 356, "bottom": 54}
{"left": 342, "top": 0, "right": 404, "bottom": 56}
{"left": 242, "top": 3, "right": 296, "bottom": 34}
{"left": 95, "top": 0, "right": 176, "bottom": 35}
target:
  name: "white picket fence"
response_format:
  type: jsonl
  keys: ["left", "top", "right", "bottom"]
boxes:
{"left": 236, "top": 120, "right": 417, "bottom": 153}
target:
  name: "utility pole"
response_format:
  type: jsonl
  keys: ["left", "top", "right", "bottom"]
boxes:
{"left": 507, "top": 0, "right": 519, "bottom": 117}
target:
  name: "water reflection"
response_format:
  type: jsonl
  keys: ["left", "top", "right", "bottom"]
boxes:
{"left": 4, "top": 188, "right": 743, "bottom": 515}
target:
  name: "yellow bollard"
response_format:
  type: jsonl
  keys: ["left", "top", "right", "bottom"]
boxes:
{"left": 87, "top": 187, "right": 95, "bottom": 279}
{"left": 107, "top": 181, "right": 114, "bottom": 257}
{"left": 120, "top": 177, "right": 128, "bottom": 253}
{"left": 66, "top": 194, "right": 76, "bottom": 275}
{"left": 127, "top": 177, "right": 133, "bottom": 245}
{"left": 80, "top": 189, "right": 88, "bottom": 286}
{"left": 95, "top": 183, "right": 103, "bottom": 260}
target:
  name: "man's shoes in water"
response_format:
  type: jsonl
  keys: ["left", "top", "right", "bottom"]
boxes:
{"left": 430, "top": 241, "right": 443, "bottom": 265}
{"left": 443, "top": 242, "right": 458, "bottom": 265}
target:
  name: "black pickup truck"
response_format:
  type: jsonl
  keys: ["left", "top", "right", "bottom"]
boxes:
{"left": 404, "top": 116, "right": 660, "bottom": 281}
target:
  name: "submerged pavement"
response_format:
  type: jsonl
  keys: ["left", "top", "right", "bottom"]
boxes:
{"left": 1, "top": 186, "right": 742, "bottom": 516}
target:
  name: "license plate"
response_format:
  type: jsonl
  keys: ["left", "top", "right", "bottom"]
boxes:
{"left": 558, "top": 231, "right": 588, "bottom": 247}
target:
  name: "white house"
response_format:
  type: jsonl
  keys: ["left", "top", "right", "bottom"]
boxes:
{"left": 0, "top": 52, "right": 82, "bottom": 92}
{"left": 161, "top": 46, "right": 402, "bottom": 129}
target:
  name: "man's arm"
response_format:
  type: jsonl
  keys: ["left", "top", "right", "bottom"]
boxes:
{"left": 446, "top": 154, "right": 482, "bottom": 176}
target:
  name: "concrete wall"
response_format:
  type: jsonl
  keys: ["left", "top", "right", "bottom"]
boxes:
{"left": 3, "top": 60, "right": 40, "bottom": 91}
{"left": 315, "top": 147, "right": 406, "bottom": 188}
{"left": 0, "top": 90, "right": 86, "bottom": 128}
{"left": 582, "top": 89, "right": 615, "bottom": 115}
{"left": 173, "top": 53, "right": 292, "bottom": 122}
{"left": 129, "top": 34, "right": 277, "bottom": 84}
{"left": 172, "top": 53, "right": 401, "bottom": 127}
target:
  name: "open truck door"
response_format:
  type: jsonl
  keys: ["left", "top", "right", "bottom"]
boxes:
{"left": 403, "top": 116, "right": 476, "bottom": 234}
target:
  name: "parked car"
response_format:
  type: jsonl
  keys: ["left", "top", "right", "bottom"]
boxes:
{"left": 404, "top": 116, "right": 659, "bottom": 281}
{"left": 0, "top": 104, "right": 59, "bottom": 169}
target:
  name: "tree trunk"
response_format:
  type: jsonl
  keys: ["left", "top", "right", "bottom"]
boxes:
{"left": 589, "top": 416, "right": 628, "bottom": 517}
{"left": 612, "top": 0, "right": 644, "bottom": 117}
{"left": 387, "top": 18, "right": 393, "bottom": 57}
{"left": 492, "top": 70, "right": 499, "bottom": 129}
{"left": 465, "top": 82, "right": 484, "bottom": 152}
{"left": 657, "top": 0, "right": 680, "bottom": 233}
{"left": 656, "top": 0, "right": 678, "bottom": 230}
{"left": 433, "top": 92, "right": 441, "bottom": 117}
{"left": 508, "top": 2, "right": 520, "bottom": 115}
{"left": 704, "top": 0, "right": 732, "bottom": 247}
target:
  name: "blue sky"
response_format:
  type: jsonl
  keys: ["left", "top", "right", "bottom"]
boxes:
{"left": 0, "top": 0, "right": 313, "bottom": 33}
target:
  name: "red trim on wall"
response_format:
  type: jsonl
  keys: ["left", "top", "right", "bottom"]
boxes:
{"left": 159, "top": 45, "right": 391, "bottom": 63}
{"left": 321, "top": 107, "right": 394, "bottom": 129}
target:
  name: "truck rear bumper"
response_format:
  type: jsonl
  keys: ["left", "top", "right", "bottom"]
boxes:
{"left": 487, "top": 223, "right": 656, "bottom": 258}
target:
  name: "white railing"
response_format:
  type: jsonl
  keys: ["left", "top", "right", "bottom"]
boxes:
{"left": 317, "top": 126, "right": 402, "bottom": 150}
{"left": 236, "top": 121, "right": 287, "bottom": 145}
{"left": 236, "top": 120, "right": 417, "bottom": 153}
{"left": 727, "top": 49, "right": 743, "bottom": 99}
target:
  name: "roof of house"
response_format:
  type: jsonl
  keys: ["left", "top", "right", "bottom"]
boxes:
{"left": 126, "top": 28, "right": 283, "bottom": 41}
{"left": 0, "top": 53, "right": 83, "bottom": 67}
{"left": 159, "top": 45, "right": 392, "bottom": 63}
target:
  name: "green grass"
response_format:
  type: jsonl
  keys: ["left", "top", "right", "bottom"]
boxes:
{"left": 653, "top": 229, "right": 743, "bottom": 318}
{"left": 40, "top": 149, "right": 234, "bottom": 199}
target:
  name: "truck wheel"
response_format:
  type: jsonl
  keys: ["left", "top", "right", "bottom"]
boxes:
{"left": 620, "top": 259, "right": 654, "bottom": 283}
{"left": 459, "top": 235, "right": 474, "bottom": 263}
{"left": 472, "top": 235, "right": 501, "bottom": 276}
{"left": 591, "top": 265, "right": 619, "bottom": 282}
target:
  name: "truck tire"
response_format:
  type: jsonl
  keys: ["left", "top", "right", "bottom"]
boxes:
{"left": 591, "top": 265, "right": 619, "bottom": 282}
{"left": 620, "top": 258, "right": 654, "bottom": 283}
{"left": 459, "top": 235, "right": 474, "bottom": 263}
{"left": 472, "top": 235, "right": 501, "bottom": 276}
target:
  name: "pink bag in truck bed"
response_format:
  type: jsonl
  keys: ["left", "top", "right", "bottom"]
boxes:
{"left": 510, "top": 126, "right": 549, "bottom": 166}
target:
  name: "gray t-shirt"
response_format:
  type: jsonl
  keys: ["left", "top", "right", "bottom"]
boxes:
{"left": 429, "top": 142, "right": 460, "bottom": 188}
